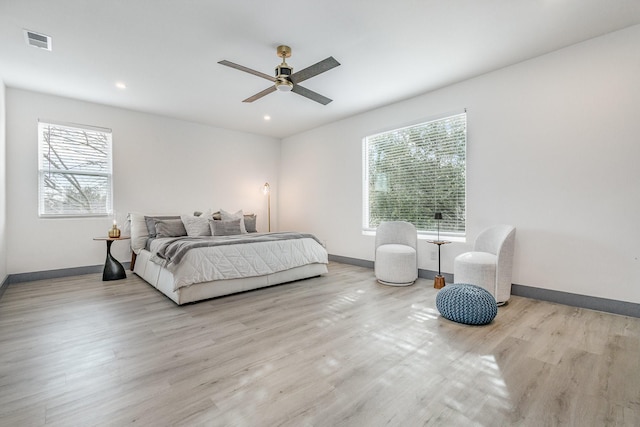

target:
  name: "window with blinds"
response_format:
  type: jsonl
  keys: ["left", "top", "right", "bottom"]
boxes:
{"left": 38, "top": 121, "right": 113, "bottom": 217}
{"left": 363, "top": 112, "right": 466, "bottom": 236}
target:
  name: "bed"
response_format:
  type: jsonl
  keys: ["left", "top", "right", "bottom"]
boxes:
{"left": 128, "top": 212, "right": 329, "bottom": 305}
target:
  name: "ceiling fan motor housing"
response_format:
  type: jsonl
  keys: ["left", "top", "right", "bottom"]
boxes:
{"left": 275, "top": 63, "right": 292, "bottom": 77}
{"left": 275, "top": 63, "right": 293, "bottom": 91}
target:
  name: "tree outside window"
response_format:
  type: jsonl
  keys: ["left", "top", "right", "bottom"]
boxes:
{"left": 38, "top": 121, "right": 113, "bottom": 217}
{"left": 364, "top": 112, "right": 466, "bottom": 236}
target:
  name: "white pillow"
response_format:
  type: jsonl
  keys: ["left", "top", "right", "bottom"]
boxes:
{"left": 220, "top": 209, "right": 247, "bottom": 233}
{"left": 181, "top": 215, "right": 212, "bottom": 236}
{"left": 128, "top": 212, "right": 149, "bottom": 254}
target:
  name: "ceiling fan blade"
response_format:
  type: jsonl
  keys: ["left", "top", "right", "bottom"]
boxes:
{"left": 218, "top": 60, "right": 274, "bottom": 82}
{"left": 291, "top": 84, "right": 332, "bottom": 105}
{"left": 290, "top": 57, "right": 340, "bottom": 85}
{"left": 243, "top": 86, "right": 277, "bottom": 103}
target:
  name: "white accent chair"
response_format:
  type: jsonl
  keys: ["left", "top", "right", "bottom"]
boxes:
{"left": 374, "top": 221, "right": 418, "bottom": 286}
{"left": 453, "top": 225, "right": 516, "bottom": 305}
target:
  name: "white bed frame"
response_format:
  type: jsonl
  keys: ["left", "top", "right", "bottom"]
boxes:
{"left": 133, "top": 248, "right": 327, "bottom": 305}
{"left": 127, "top": 212, "right": 328, "bottom": 305}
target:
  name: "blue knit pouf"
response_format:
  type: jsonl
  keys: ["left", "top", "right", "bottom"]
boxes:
{"left": 436, "top": 283, "right": 498, "bottom": 325}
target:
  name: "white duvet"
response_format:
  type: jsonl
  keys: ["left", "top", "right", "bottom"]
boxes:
{"left": 150, "top": 237, "right": 328, "bottom": 291}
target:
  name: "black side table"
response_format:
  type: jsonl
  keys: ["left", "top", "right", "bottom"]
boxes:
{"left": 427, "top": 240, "right": 451, "bottom": 289}
{"left": 94, "top": 236, "right": 130, "bottom": 281}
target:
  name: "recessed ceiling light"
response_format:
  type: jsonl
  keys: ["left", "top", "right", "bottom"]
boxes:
{"left": 115, "top": 82, "right": 127, "bottom": 90}
{"left": 263, "top": 115, "right": 271, "bottom": 121}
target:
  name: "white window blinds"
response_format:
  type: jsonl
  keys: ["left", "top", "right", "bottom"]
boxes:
{"left": 364, "top": 112, "right": 466, "bottom": 235}
{"left": 38, "top": 121, "right": 113, "bottom": 217}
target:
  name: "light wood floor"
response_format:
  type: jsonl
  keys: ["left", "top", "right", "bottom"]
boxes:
{"left": 1, "top": 262, "right": 638, "bottom": 426}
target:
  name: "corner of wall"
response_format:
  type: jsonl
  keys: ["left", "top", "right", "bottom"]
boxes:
{"left": 0, "top": 79, "right": 7, "bottom": 288}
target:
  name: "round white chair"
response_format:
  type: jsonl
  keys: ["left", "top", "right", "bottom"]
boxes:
{"left": 374, "top": 221, "right": 417, "bottom": 286}
{"left": 453, "top": 225, "right": 516, "bottom": 305}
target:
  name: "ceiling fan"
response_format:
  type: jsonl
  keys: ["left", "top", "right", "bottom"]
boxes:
{"left": 218, "top": 45, "right": 340, "bottom": 105}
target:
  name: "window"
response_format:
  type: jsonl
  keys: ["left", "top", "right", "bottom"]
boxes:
{"left": 363, "top": 112, "right": 466, "bottom": 236}
{"left": 38, "top": 121, "right": 113, "bottom": 217}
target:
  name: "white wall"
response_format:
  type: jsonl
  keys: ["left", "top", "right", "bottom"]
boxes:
{"left": 0, "top": 80, "right": 6, "bottom": 283}
{"left": 280, "top": 25, "right": 640, "bottom": 304}
{"left": 6, "top": 89, "right": 280, "bottom": 274}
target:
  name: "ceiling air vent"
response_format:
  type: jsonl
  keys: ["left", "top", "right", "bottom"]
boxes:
{"left": 24, "top": 30, "right": 52, "bottom": 51}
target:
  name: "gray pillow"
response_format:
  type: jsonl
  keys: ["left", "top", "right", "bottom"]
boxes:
{"left": 209, "top": 218, "right": 242, "bottom": 236}
{"left": 181, "top": 215, "right": 212, "bottom": 236}
{"left": 155, "top": 219, "right": 187, "bottom": 238}
{"left": 244, "top": 214, "right": 257, "bottom": 233}
{"left": 220, "top": 209, "right": 247, "bottom": 233}
{"left": 145, "top": 215, "right": 180, "bottom": 238}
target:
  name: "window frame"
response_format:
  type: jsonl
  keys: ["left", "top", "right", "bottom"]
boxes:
{"left": 362, "top": 111, "right": 467, "bottom": 239}
{"left": 37, "top": 120, "right": 114, "bottom": 218}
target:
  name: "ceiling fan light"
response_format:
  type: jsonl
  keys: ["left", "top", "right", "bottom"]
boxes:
{"left": 275, "top": 78, "right": 293, "bottom": 92}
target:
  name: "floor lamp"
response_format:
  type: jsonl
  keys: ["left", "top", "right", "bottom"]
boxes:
{"left": 262, "top": 182, "right": 271, "bottom": 232}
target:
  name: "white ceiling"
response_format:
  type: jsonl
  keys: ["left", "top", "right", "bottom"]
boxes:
{"left": 1, "top": 1, "right": 639, "bottom": 139}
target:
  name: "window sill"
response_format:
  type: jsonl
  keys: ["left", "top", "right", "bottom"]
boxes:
{"left": 362, "top": 229, "right": 466, "bottom": 243}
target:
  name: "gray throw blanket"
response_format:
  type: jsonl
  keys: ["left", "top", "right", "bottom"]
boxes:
{"left": 154, "top": 232, "right": 322, "bottom": 268}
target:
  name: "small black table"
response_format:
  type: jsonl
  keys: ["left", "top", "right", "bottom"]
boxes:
{"left": 94, "top": 236, "right": 130, "bottom": 281}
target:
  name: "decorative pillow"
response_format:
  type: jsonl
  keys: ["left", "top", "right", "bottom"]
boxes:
{"left": 244, "top": 214, "right": 257, "bottom": 233}
{"left": 155, "top": 219, "right": 187, "bottom": 238}
{"left": 145, "top": 215, "right": 181, "bottom": 238}
{"left": 211, "top": 211, "right": 222, "bottom": 220}
{"left": 209, "top": 218, "right": 242, "bottom": 236}
{"left": 194, "top": 208, "right": 215, "bottom": 217}
{"left": 220, "top": 209, "right": 247, "bottom": 233}
{"left": 128, "top": 212, "right": 149, "bottom": 254}
{"left": 181, "top": 215, "right": 212, "bottom": 236}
